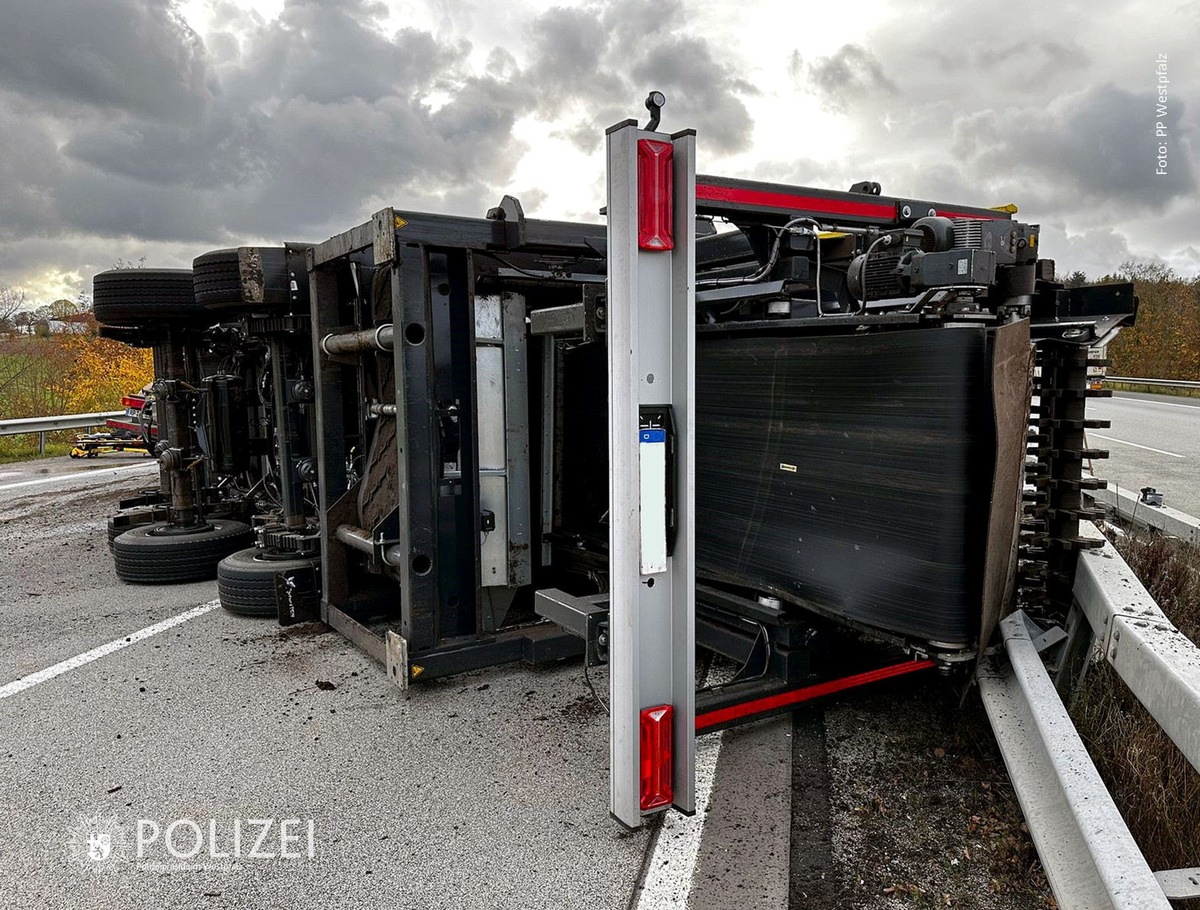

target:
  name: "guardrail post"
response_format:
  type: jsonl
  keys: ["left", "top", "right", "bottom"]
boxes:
{"left": 38, "top": 432, "right": 46, "bottom": 455}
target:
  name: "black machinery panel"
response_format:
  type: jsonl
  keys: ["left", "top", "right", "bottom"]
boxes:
{"left": 696, "top": 325, "right": 1002, "bottom": 647}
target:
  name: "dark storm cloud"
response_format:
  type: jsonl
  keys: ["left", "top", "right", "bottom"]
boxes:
{"left": 0, "top": 95, "right": 65, "bottom": 238}
{"left": 0, "top": 0, "right": 531, "bottom": 256}
{"left": 0, "top": 1, "right": 209, "bottom": 119}
{"left": 0, "top": 0, "right": 752, "bottom": 292}
{"left": 952, "top": 83, "right": 1196, "bottom": 210}
{"left": 804, "top": 44, "right": 898, "bottom": 113}
{"left": 527, "top": 0, "right": 754, "bottom": 154}
{"left": 232, "top": 3, "right": 453, "bottom": 104}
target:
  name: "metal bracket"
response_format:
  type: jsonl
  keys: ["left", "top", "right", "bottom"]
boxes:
{"left": 275, "top": 566, "right": 320, "bottom": 626}
{"left": 1155, "top": 868, "right": 1200, "bottom": 901}
{"left": 372, "top": 208, "right": 397, "bottom": 266}
{"left": 533, "top": 589, "right": 609, "bottom": 666}
{"left": 385, "top": 630, "right": 410, "bottom": 691}
{"left": 1018, "top": 613, "right": 1069, "bottom": 654}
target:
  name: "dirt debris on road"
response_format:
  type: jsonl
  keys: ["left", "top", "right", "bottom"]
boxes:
{"left": 792, "top": 674, "right": 1054, "bottom": 909}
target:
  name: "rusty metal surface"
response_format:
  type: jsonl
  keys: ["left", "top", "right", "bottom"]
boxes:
{"left": 977, "top": 319, "right": 1033, "bottom": 662}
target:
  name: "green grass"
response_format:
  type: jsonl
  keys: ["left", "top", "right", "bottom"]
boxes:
{"left": 1105, "top": 380, "right": 1200, "bottom": 398}
{"left": 0, "top": 436, "right": 75, "bottom": 464}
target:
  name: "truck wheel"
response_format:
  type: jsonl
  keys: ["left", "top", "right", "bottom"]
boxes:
{"left": 217, "top": 547, "right": 320, "bottom": 617}
{"left": 113, "top": 520, "right": 252, "bottom": 584}
{"left": 193, "top": 247, "right": 304, "bottom": 313}
{"left": 93, "top": 269, "right": 206, "bottom": 326}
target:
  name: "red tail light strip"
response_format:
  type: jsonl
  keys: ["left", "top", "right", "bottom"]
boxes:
{"left": 639, "top": 704, "right": 675, "bottom": 810}
{"left": 637, "top": 140, "right": 675, "bottom": 251}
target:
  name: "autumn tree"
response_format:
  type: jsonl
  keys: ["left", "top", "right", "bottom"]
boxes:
{"left": 1105, "top": 265, "right": 1200, "bottom": 380}
{"left": 49, "top": 334, "right": 154, "bottom": 415}
{"left": 0, "top": 284, "right": 26, "bottom": 335}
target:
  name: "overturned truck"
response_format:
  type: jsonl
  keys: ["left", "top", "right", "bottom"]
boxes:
{"left": 97, "top": 103, "right": 1138, "bottom": 827}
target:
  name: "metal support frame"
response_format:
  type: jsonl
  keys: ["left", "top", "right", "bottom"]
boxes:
{"left": 605, "top": 120, "right": 696, "bottom": 826}
{"left": 978, "top": 611, "right": 1172, "bottom": 909}
{"left": 307, "top": 207, "right": 592, "bottom": 684}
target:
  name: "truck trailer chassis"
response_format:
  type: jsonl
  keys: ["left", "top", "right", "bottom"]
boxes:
{"left": 91, "top": 99, "right": 1200, "bottom": 906}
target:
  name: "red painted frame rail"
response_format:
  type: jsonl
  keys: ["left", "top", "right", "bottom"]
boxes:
{"left": 695, "top": 658, "right": 937, "bottom": 732}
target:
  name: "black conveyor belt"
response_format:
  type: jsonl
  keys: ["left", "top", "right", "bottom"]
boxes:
{"left": 695, "top": 326, "right": 999, "bottom": 646}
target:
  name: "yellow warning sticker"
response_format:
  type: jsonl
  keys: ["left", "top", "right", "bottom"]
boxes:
{"left": 410, "top": 665, "right": 424, "bottom": 678}
{"left": 394, "top": 215, "right": 408, "bottom": 229}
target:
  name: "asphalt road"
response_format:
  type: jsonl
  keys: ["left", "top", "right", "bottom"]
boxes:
{"left": 0, "top": 449, "right": 158, "bottom": 501}
{"left": 0, "top": 463, "right": 796, "bottom": 910}
{"left": 1087, "top": 391, "right": 1200, "bottom": 518}
{"left": 0, "top": 456, "right": 1046, "bottom": 909}
{"left": 9, "top": 380, "right": 1184, "bottom": 910}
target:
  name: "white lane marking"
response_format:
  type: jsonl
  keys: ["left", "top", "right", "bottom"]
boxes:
{"left": 635, "top": 733, "right": 724, "bottom": 909}
{"left": 0, "top": 600, "right": 219, "bottom": 701}
{"left": 1108, "top": 395, "right": 1200, "bottom": 411}
{"left": 1088, "top": 433, "right": 1184, "bottom": 458}
{"left": 0, "top": 471, "right": 22, "bottom": 479}
{"left": 0, "top": 462, "right": 156, "bottom": 492}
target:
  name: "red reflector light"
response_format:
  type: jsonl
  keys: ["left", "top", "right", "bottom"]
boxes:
{"left": 121, "top": 396, "right": 144, "bottom": 408}
{"left": 639, "top": 704, "right": 674, "bottom": 811}
{"left": 637, "top": 139, "right": 674, "bottom": 251}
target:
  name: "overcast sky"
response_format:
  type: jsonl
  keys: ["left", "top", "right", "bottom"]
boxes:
{"left": 1, "top": 0, "right": 1197, "bottom": 306}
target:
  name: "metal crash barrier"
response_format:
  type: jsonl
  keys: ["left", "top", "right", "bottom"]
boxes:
{"left": 978, "top": 523, "right": 1200, "bottom": 908}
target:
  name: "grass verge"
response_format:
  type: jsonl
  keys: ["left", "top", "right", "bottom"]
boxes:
{"left": 0, "top": 437, "right": 74, "bottom": 464}
{"left": 1105, "top": 381, "right": 1200, "bottom": 399}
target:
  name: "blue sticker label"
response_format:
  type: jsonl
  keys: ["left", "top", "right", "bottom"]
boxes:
{"left": 640, "top": 428, "right": 666, "bottom": 444}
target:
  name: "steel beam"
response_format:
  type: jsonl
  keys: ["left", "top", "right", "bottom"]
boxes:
{"left": 1073, "top": 522, "right": 1200, "bottom": 772}
{"left": 978, "top": 611, "right": 1171, "bottom": 909}
{"left": 0, "top": 411, "right": 124, "bottom": 437}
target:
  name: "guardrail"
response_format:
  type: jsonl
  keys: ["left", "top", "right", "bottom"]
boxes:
{"left": 1088, "top": 484, "right": 1200, "bottom": 546}
{"left": 1105, "top": 376, "right": 1200, "bottom": 390}
{"left": 0, "top": 411, "right": 125, "bottom": 454}
{"left": 978, "top": 523, "right": 1200, "bottom": 908}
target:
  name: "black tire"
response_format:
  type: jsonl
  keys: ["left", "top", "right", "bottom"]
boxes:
{"left": 93, "top": 269, "right": 206, "bottom": 326}
{"left": 193, "top": 247, "right": 305, "bottom": 313}
{"left": 113, "top": 520, "right": 252, "bottom": 584}
{"left": 217, "top": 547, "right": 320, "bottom": 617}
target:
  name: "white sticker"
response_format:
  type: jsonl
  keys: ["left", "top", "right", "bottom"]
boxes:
{"left": 957, "top": 257, "right": 968, "bottom": 276}
{"left": 639, "top": 428, "right": 668, "bottom": 575}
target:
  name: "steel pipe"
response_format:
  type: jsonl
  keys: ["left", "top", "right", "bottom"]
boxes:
{"left": 334, "top": 524, "right": 404, "bottom": 566}
{"left": 319, "top": 325, "right": 393, "bottom": 356}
